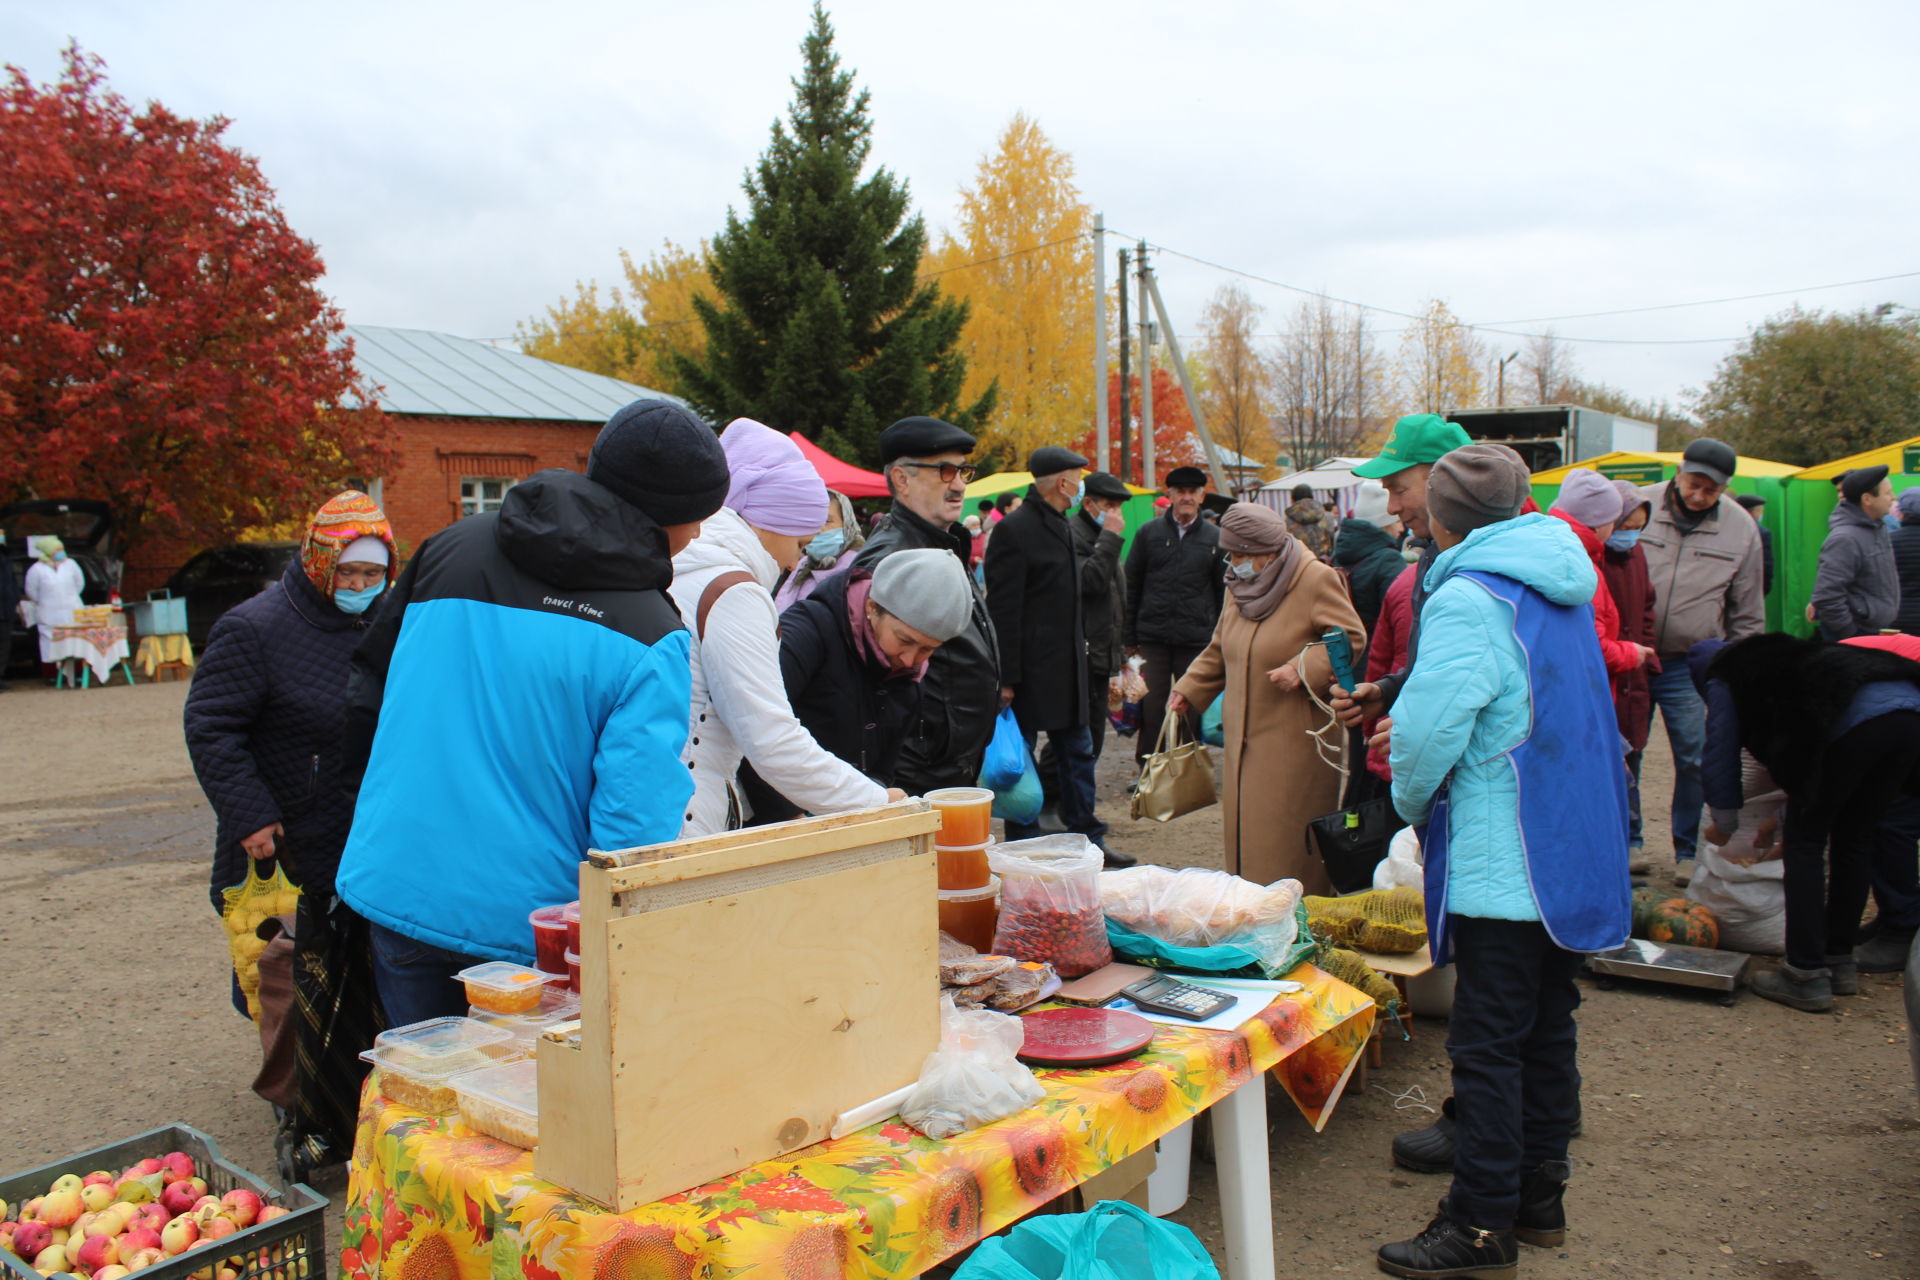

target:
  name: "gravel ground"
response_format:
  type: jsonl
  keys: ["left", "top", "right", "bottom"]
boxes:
{"left": 2, "top": 678, "right": 1915, "bottom": 1278}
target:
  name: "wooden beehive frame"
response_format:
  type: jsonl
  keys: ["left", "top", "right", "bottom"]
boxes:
{"left": 535, "top": 801, "right": 942, "bottom": 1210}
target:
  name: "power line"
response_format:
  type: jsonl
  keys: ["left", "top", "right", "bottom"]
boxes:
{"left": 1476, "top": 270, "right": 1920, "bottom": 325}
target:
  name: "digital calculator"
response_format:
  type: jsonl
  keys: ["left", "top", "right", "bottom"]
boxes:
{"left": 1120, "top": 975, "right": 1237, "bottom": 1021}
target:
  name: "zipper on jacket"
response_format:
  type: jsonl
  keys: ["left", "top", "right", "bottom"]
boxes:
{"left": 308, "top": 754, "right": 320, "bottom": 801}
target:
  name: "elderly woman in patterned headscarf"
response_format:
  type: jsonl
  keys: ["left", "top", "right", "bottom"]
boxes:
{"left": 184, "top": 491, "right": 396, "bottom": 1171}
{"left": 1169, "top": 502, "right": 1366, "bottom": 893}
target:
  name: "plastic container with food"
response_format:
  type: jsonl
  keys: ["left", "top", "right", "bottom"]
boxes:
{"left": 562, "top": 901, "right": 582, "bottom": 954}
{"left": 466, "top": 984, "right": 580, "bottom": 1042}
{"left": 529, "top": 905, "right": 570, "bottom": 975}
{"left": 456, "top": 961, "right": 561, "bottom": 1014}
{"left": 359, "top": 1017, "right": 522, "bottom": 1115}
{"left": 564, "top": 948, "right": 581, "bottom": 994}
{"left": 452, "top": 1058, "right": 541, "bottom": 1149}
{"left": 936, "top": 839, "right": 994, "bottom": 891}
{"left": 927, "top": 787, "right": 994, "bottom": 847}
{"left": 938, "top": 876, "right": 1000, "bottom": 953}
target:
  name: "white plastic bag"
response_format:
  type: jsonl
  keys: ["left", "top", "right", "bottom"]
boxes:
{"left": 990, "top": 835, "right": 1112, "bottom": 976}
{"left": 1098, "top": 866, "right": 1302, "bottom": 970}
{"left": 1688, "top": 789, "right": 1787, "bottom": 954}
{"left": 900, "top": 996, "right": 1045, "bottom": 1139}
{"left": 1373, "top": 826, "right": 1424, "bottom": 891}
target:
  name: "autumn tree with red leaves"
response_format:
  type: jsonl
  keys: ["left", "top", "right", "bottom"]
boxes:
{"left": 0, "top": 47, "right": 393, "bottom": 562}
{"left": 1071, "top": 368, "right": 1203, "bottom": 487}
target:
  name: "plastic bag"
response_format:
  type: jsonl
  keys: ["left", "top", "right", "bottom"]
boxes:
{"left": 980, "top": 708, "right": 1030, "bottom": 791}
{"left": 1118, "top": 658, "right": 1148, "bottom": 703}
{"left": 1688, "top": 789, "right": 1787, "bottom": 954}
{"left": 990, "top": 749, "right": 1044, "bottom": 825}
{"left": 222, "top": 859, "right": 301, "bottom": 1022}
{"left": 1099, "top": 866, "right": 1301, "bottom": 946}
{"left": 1106, "top": 900, "right": 1316, "bottom": 978}
{"left": 990, "top": 835, "right": 1112, "bottom": 977}
{"left": 901, "top": 996, "right": 1045, "bottom": 1140}
{"left": 1372, "top": 825, "right": 1424, "bottom": 891}
{"left": 955, "top": 1198, "right": 1219, "bottom": 1280}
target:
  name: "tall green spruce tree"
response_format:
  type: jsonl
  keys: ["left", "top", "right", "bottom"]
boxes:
{"left": 673, "top": 4, "right": 993, "bottom": 464}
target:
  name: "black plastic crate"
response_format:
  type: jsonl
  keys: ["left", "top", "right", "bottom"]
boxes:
{"left": 0, "top": 1124, "right": 325, "bottom": 1280}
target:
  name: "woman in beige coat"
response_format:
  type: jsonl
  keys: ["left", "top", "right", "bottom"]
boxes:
{"left": 1170, "top": 503, "right": 1365, "bottom": 894}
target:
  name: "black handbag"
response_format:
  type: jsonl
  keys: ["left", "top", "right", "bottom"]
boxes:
{"left": 1306, "top": 797, "right": 1408, "bottom": 894}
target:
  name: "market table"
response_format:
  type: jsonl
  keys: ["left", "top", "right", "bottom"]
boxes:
{"left": 47, "top": 622, "right": 132, "bottom": 686}
{"left": 134, "top": 632, "right": 196, "bottom": 681}
{"left": 343, "top": 963, "right": 1375, "bottom": 1280}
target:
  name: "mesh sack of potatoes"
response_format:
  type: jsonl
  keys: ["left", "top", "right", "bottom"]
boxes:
{"left": 1305, "top": 887, "right": 1427, "bottom": 954}
{"left": 1302, "top": 895, "right": 1368, "bottom": 948}
{"left": 1315, "top": 946, "right": 1403, "bottom": 1012}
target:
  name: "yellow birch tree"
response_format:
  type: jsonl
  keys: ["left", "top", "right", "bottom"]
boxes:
{"left": 516, "top": 240, "right": 711, "bottom": 393}
{"left": 927, "top": 113, "right": 1092, "bottom": 461}
{"left": 1396, "top": 298, "right": 1487, "bottom": 414}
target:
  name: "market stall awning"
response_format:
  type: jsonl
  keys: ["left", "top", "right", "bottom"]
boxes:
{"left": 1258, "top": 458, "right": 1374, "bottom": 492}
{"left": 1528, "top": 450, "right": 1799, "bottom": 484}
{"left": 965, "top": 471, "right": 1154, "bottom": 499}
{"left": 788, "top": 432, "right": 890, "bottom": 498}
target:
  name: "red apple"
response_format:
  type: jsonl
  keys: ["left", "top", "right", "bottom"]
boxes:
{"left": 125, "top": 1207, "right": 167, "bottom": 1237}
{"left": 200, "top": 1220, "right": 237, "bottom": 1243}
{"left": 217, "top": 1192, "right": 261, "bottom": 1230}
{"left": 158, "top": 1184, "right": 200, "bottom": 1220}
{"left": 118, "top": 1230, "right": 161, "bottom": 1256}
{"left": 20, "top": 1197, "right": 44, "bottom": 1222}
{"left": 126, "top": 1161, "right": 163, "bottom": 1180}
{"left": 254, "top": 1206, "right": 289, "bottom": 1224}
{"left": 95, "top": 1267, "right": 131, "bottom": 1280}
{"left": 158, "top": 1155, "right": 196, "bottom": 1187}
{"left": 79, "top": 1185, "right": 116, "bottom": 1214}
{"left": 12, "top": 1222, "right": 53, "bottom": 1260}
{"left": 121, "top": 1247, "right": 164, "bottom": 1273}
{"left": 159, "top": 1216, "right": 198, "bottom": 1257}
{"left": 49, "top": 1176, "right": 84, "bottom": 1197}
{"left": 75, "top": 1232, "right": 121, "bottom": 1273}
{"left": 39, "top": 1190, "right": 84, "bottom": 1231}
{"left": 81, "top": 1174, "right": 114, "bottom": 1191}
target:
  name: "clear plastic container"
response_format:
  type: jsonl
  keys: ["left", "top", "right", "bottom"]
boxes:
{"left": 466, "top": 985, "right": 580, "bottom": 1043}
{"left": 456, "top": 961, "right": 561, "bottom": 1015}
{"left": 938, "top": 876, "right": 1001, "bottom": 953}
{"left": 564, "top": 948, "right": 581, "bottom": 994}
{"left": 937, "top": 839, "right": 994, "bottom": 891}
{"left": 529, "top": 905, "right": 570, "bottom": 975}
{"left": 927, "top": 787, "right": 994, "bottom": 847}
{"left": 359, "top": 1017, "right": 520, "bottom": 1114}
{"left": 562, "top": 901, "right": 582, "bottom": 954}
{"left": 452, "top": 1058, "right": 541, "bottom": 1149}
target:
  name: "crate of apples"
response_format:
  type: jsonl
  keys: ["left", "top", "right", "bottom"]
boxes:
{"left": 0, "top": 1127, "right": 322, "bottom": 1280}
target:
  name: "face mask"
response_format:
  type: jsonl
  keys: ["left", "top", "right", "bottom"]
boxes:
{"left": 1605, "top": 529, "right": 1643, "bottom": 553}
{"left": 52, "top": 551, "right": 67, "bottom": 562}
{"left": 334, "top": 582, "right": 385, "bottom": 615}
{"left": 1073, "top": 480, "right": 1087, "bottom": 506}
{"left": 806, "top": 528, "right": 847, "bottom": 561}
{"left": 1228, "top": 558, "right": 1259, "bottom": 582}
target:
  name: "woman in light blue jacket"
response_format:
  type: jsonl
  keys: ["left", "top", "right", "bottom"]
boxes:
{"left": 1377, "top": 446, "right": 1630, "bottom": 1280}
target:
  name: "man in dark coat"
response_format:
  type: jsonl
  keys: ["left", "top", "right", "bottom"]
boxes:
{"left": 1734, "top": 493, "right": 1774, "bottom": 595}
{"left": 1071, "top": 471, "right": 1129, "bottom": 758}
{"left": 985, "top": 446, "right": 1115, "bottom": 858}
{"left": 1893, "top": 488, "right": 1920, "bottom": 636}
{"left": 1812, "top": 464, "right": 1899, "bottom": 640}
{"left": 853, "top": 417, "right": 1002, "bottom": 792}
{"left": 1124, "top": 464, "right": 1224, "bottom": 766}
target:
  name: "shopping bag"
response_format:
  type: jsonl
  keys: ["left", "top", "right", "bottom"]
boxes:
{"left": 989, "top": 749, "right": 1044, "bottom": 826}
{"left": 980, "top": 708, "right": 1030, "bottom": 791}
{"left": 222, "top": 858, "right": 301, "bottom": 1023}
{"left": 1199, "top": 698, "right": 1224, "bottom": 747}
{"left": 1129, "top": 710, "right": 1216, "bottom": 823}
{"left": 1305, "top": 797, "right": 1406, "bottom": 894}
{"left": 955, "top": 1199, "right": 1218, "bottom": 1280}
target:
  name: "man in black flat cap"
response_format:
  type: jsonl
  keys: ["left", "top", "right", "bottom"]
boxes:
{"left": 852, "top": 417, "right": 1002, "bottom": 792}
{"left": 1813, "top": 463, "right": 1899, "bottom": 641}
{"left": 985, "top": 446, "right": 1123, "bottom": 862}
{"left": 1123, "top": 464, "right": 1224, "bottom": 767}
{"left": 1071, "top": 471, "right": 1132, "bottom": 761}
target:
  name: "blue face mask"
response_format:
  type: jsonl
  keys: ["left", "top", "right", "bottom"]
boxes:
{"left": 1228, "top": 557, "right": 1259, "bottom": 582}
{"left": 52, "top": 551, "right": 67, "bottom": 562}
{"left": 1605, "top": 529, "right": 1642, "bottom": 553}
{"left": 806, "top": 528, "right": 847, "bottom": 561}
{"left": 1073, "top": 480, "right": 1087, "bottom": 506}
{"left": 334, "top": 582, "right": 385, "bottom": 615}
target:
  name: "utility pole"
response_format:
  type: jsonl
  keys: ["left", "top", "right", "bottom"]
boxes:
{"left": 1497, "top": 350, "right": 1520, "bottom": 407}
{"left": 1138, "top": 241, "right": 1154, "bottom": 487}
{"left": 1117, "top": 248, "right": 1131, "bottom": 484}
{"left": 1093, "top": 214, "right": 1108, "bottom": 472}
{"left": 1146, "top": 269, "right": 1234, "bottom": 496}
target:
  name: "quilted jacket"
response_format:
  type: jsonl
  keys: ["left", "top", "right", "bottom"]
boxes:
{"left": 185, "top": 560, "right": 377, "bottom": 908}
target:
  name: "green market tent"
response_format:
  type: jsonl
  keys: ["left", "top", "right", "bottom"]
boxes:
{"left": 1778, "top": 435, "right": 1920, "bottom": 637}
{"left": 1530, "top": 451, "right": 1801, "bottom": 631}
{"left": 964, "top": 471, "right": 1162, "bottom": 555}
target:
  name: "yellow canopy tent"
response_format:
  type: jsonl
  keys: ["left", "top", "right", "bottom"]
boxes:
{"left": 1778, "top": 434, "right": 1920, "bottom": 637}
{"left": 964, "top": 472, "right": 1160, "bottom": 552}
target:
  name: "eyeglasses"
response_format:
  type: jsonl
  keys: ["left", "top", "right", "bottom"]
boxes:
{"left": 896, "top": 461, "right": 979, "bottom": 484}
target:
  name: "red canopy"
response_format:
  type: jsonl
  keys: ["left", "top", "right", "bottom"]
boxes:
{"left": 788, "top": 431, "right": 890, "bottom": 498}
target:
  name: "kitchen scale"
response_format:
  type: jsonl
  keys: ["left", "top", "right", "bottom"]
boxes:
{"left": 1585, "top": 938, "right": 1751, "bottom": 1006}
{"left": 1017, "top": 1007, "right": 1157, "bottom": 1068}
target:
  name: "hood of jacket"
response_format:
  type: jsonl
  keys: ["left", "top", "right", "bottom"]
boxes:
{"left": 1285, "top": 499, "right": 1326, "bottom": 527}
{"left": 1425, "top": 512, "right": 1596, "bottom": 608}
{"left": 495, "top": 469, "right": 674, "bottom": 592}
{"left": 673, "top": 505, "right": 781, "bottom": 590}
{"left": 1829, "top": 498, "right": 1886, "bottom": 536}
{"left": 1547, "top": 508, "right": 1606, "bottom": 565}
{"left": 1332, "top": 517, "right": 1395, "bottom": 566}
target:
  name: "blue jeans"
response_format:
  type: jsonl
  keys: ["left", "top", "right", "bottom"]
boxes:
{"left": 1006, "top": 724, "right": 1108, "bottom": 844}
{"left": 1646, "top": 663, "right": 1705, "bottom": 861}
{"left": 1446, "top": 916, "right": 1584, "bottom": 1229}
{"left": 368, "top": 922, "right": 482, "bottom": 1027}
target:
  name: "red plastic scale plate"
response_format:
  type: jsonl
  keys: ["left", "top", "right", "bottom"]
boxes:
{"left": 1016, "top": 1007, "right": 1156, "bottom": 1067}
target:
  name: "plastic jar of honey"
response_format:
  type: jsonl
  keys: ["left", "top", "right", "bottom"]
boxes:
{"left": 938, "top": 876, "right": 1001, "bottom": 953}
{"left": 927, "top": 787, "right": 994, "bottom": 847}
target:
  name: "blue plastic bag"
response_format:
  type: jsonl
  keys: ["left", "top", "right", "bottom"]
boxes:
{"left": 989, "top": 749, "right": 1043, "bottom": 825}
{"left": 1199, "top": 699, "right": 1224, "bottom": 747}
{"left": 980, "top": 708, "right": 1029, "bottom": 791}
{"left": 955, "top": 1200, "right": 1218, "bottom": 1280}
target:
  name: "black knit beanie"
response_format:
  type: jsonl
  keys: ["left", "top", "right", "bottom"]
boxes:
{"left": 586, "top": 399, "right": 730, "bottom": 526}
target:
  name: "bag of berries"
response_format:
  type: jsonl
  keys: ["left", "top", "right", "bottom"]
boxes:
{"left": 987, "top": 836, "right": 1113, "bottom": 978}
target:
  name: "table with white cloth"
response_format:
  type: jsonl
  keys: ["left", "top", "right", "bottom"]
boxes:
{"left": 48, "top": 622, "right": 132, "bottom": 685}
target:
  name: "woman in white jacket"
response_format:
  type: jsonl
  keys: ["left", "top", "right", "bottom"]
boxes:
{"left": 670, "top": 418, "right": 900, "bottom": 836}
{"left": 23, "top": 536, "right": 86, "bottom": 662}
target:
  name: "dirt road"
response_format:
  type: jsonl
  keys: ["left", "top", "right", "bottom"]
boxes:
{"left": 3, "top": 679, "right": 1916, "bottom": 1278}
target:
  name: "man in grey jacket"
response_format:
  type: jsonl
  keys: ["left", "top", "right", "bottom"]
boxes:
{"left": 1812, "top": 464, "right": 1899, "bottom": 640}
{"left": 1637, "top": 437, "right": 1766, "bottom": 885}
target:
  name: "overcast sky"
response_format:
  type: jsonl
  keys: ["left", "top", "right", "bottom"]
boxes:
{"left": 8, "top": 0, "right": 1918, "bottom": 412}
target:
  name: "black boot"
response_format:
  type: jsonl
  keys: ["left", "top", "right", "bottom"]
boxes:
{"left": 1824, "top": 954, "right": 1859, "bottom": 996}
{"left": 1377, "top": 1203, "right": 1519, "bottom": 1279}
{"left": 1752, "top": 962, "right": 1833, "bottom": 1013}
{"left": 1857, "top": 928, "right": 1917, "bottom": 974}
{"left": 1392, "top": 1097, "right": 1456, "bottom": 1174}
{"left": 1514, "top": 1160, "right": 1568, "bottom": 1247}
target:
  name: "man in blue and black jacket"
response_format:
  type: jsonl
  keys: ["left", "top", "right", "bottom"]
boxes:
{"left": 336, "top": 399, "right": 730, "bottom": 1025}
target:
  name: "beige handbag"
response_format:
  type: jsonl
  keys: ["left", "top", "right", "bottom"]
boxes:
{"left": 1129, "top": 706, "right": 1218, "bottom": 822}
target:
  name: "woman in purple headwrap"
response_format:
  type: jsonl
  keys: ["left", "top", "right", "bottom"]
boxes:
{"left": 668, "top": 419, "right": 901, "bottom": 834}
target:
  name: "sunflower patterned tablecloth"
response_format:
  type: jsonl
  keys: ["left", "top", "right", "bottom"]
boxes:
{"left": 342, "top": 963, "right": 1375, "bottom": 1280}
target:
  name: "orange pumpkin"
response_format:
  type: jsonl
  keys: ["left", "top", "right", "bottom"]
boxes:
{"left": 1646, "top": 897, "right": 1719, "bottom": 949}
